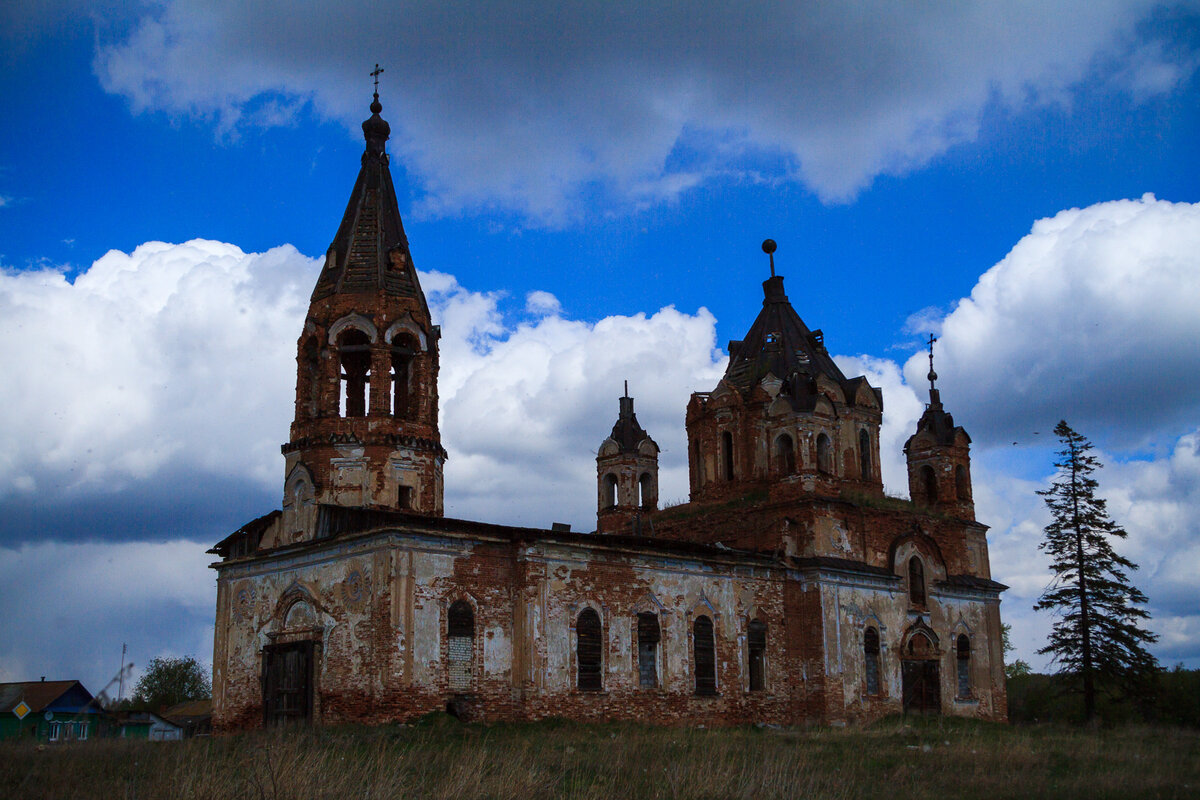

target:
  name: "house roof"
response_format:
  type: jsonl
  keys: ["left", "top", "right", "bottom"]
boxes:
{"left": 0, "top": 680, "right": 97, "bottom": 715}
{"left": 163, "top": 698, "right": 212, "bottom": 722}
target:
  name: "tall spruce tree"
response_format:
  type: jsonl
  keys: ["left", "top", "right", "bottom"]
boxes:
{"left": 1035, "top": 420, "right": 1158, "bottom": 721}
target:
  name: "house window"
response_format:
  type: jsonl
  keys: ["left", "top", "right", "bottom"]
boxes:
{"left": 956, "top": 634, "right": 971, "bottom": 698}
{"left": 577, "top": 608, "right": 602, "bottom": 691}
{"left": 448, "top": 600, "right": 475, "bottom": 692}
{"left": 748, "top": 618, "right": 767, "bottom": 691}
{"left": 721, "top": 432, "right": 735, "bottom": 481}
{"left": 909, "top": 557, "right": 926, "bottom": 607}
{"left": 637, "top": 612, "right": 660, "bottom": 688}
{"left": 337, "top": 328, "right": 372, "bottom": 417}
{"left": 817, "top": 433, "right": 833, "bottom": 474}
{"left": 859, "top": 429, "right": 872, "bottom": 480}
{"left": 865, "top": 627, "right": 881, "bottom": 695}
{"left": 694, "top": 615, "right": 717, "bottom": 695}
{"left": 921, "top": 465, "right": 938, "bottom": 505}
{"left": 775, "top": 434, "right": 796, "bottom": 476}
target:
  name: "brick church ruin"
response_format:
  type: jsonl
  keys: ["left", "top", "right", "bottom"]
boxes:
{"left": 209, "top": 92, "right": 1008, "bottom": 730}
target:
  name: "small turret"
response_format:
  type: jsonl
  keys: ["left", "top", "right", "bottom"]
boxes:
{"left": 596, "top": 385, "right": 659, "bottom": 535}
{"left": 904, "top": 335, "right": 974, "bottom": 519}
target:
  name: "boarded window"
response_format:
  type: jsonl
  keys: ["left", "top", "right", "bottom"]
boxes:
{"left": 694, "top": 615, "right": 717, "bottom": 695}
{"left": 448, "top": 600, "right": 474, "bottom": 692}
{"left": 859, "top": 429, "right": 872, "bottom": 480}
{"left": 909, "top": 557, "right": 926, "bottom": 607}
{"left": 337, "top": 329, "right": 372, "bottom": 417}
{"left": 637, "top": 612, "right": 660, "bottom": 688}
{"left": 748, "top": 619, "right": 767, "bottom": 691}
{"left": 956, "top": 634, "right": 971, "bottom": 698}
{"left": 817, "top": 433, "right": 833, "bottom": 474}
{"left": 577, "top": 608, "right": 602, "bottom": 691}
{"left": 775, "top": 434, "right": 796, "bottom": 476}
{"left": 864, "top": 627, "right": 881, "bottom": 695}
{"left": 722, "top": 432, "right": 735, "bottom": 481}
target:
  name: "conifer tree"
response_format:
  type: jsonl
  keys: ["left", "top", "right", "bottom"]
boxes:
{"left": 1035, "top": 421, "right": 1158, "bottom": 721}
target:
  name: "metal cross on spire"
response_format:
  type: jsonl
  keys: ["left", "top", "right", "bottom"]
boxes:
{"left": 371, "top": 64, "right": 384, "bottom": 96}
{"left": 927, "top": 333, "right": 939, "bottom": 390}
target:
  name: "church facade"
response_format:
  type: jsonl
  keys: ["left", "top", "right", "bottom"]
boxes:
{"left": 209, "top": 95, "right": 1007, "bottom": 730}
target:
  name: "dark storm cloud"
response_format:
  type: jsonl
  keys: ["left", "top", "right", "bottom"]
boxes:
{"left": 93, "top": 1, "right": 1195, "bottom": 220}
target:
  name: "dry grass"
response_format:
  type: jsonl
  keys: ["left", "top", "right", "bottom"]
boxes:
{"left": 2, "top": 716, "right": 1197, "bottom": 800}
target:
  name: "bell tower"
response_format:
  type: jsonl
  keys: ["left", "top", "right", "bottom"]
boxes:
{"left": 596, "top": 385, "right": 659, "bottom": 535}
{"left": 904, "top": 335, "right": 974, "bottom": 520}
{"left": 280, "top": 82, "right": 445, "bottom": 538}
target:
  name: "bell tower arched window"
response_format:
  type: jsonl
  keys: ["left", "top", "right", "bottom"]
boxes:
{"left": 775, "top": 434, "right": 796, "bottom": 476}
{"left": 390, "top": 332, "right": 417, "bottom": 418}
{"left": 955, "top": 464, "right": 970, "bottom": 500}
{"left": 817, "top": 433, "right": 833, "bottom": 474}
{"left": 300, "top": 337, "right": 320, "bottom": 418}
{"left": 639, "top": 473, "right": 653, "bottom": 508}
{"left": 603, "top": 473, "right": 618, "bottom": 508}
{"left": 337, "top": 328, "right": 372, "bottom": 417}
{"left": 859, "top": 429, "right": 872, "bottom": 480}
{"left": 921, "top": 465, "right": 938, "bottom": 505}
{"left": 909, "top": 556, "right": 926, "bottom": 607}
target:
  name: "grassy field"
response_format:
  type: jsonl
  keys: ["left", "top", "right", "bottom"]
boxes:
{"left": 2, "top": 715, "right": 1197, "bottom": 799}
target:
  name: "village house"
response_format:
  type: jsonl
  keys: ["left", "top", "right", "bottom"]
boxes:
{"left": 209, "top": 91, "right": 1007, "bottom": 730}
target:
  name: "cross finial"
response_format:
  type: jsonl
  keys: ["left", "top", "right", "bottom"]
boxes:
{"left": 371, "top": 64, "right": 384, "bottom": 95}
{"left": 926, "top": 333, "right": 938, "bottom": 390}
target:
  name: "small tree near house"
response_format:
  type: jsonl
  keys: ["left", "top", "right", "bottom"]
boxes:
{"left": 1035, "top": 420, "right": 1158, "bottom": 722}
{"left": 132, "top": 655, "right": 211, "bottom": 712}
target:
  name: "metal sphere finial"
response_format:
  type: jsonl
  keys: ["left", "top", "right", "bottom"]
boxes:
{"left": 761, "top": 239, "right": 777, "bottom": 255}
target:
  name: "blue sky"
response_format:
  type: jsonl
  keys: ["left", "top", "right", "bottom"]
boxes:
{"left": 2, "top": 1, "right": 1199, "bottom": 698}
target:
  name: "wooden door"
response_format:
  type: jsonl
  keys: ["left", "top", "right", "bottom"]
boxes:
{"left": 901, "top": 659, "right": 941, "bottom": 715}
{"left": 263, "top": 641, "right": 314, "bottom": 724}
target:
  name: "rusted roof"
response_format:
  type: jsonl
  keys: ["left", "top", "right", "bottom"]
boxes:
{"left": 163, "top": 698, "right": 212, "bottom": 722}
{"left": 309, "top": 94, "right": 429, "bottom": 311}
{"left": 0, "top": 680, "right": 94, "bottom": 714}
{"left": 939, "top": 574, "right": 1008, "bottom": 592}
{"left": 208, "top": 509, "right": 281, "bottom": 557}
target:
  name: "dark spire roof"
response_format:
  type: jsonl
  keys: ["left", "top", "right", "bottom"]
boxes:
{"left": 912, "top": 333, "right": 968, "bottom": 445}
{"left": 606, "top": 387, "right": 658, "bottom": 453}
{"left": 310, "top": 93, "right": 426, "bottom": 307}
{"left": 722, "top": 272, "right": 848, "bottom": 394}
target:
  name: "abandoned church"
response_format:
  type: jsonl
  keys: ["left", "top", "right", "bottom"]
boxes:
{"left": 209, "top": 92, "right": 1008, "bottom": 730}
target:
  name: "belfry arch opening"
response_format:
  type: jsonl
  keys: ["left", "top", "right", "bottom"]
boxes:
{"left": 300, "top": 337, "right": 320, "bottom": 418}
{"left": 920, "top": 465, "right": 938, "bottom": 505}
{"left": 722, "top": 431, "right": 735, "bottom": 481}
{"left": 337, "top": 328, "right": 372, "bottom": 417}
{"left": 816, "top": 433, "right": 833, "bottom": 474}
{"left": 775, "top": 433, "right": 796, "bottom": 476}
{"left": 390, "top": 331, "right": 418, "bottom": 418}
{"left": 859, "top": 429, "right": 872, "bottom": 480}
{"left": 603, "top": 473, "right": 618, "bottom": 508}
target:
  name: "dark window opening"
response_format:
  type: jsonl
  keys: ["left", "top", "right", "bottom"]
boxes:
{"left": 448, "top": 600, "right": 475, "bottom": 692}
{"left": 859, "top": 429, "right": 872, "bottom": 480}
{"left": 956, "top": 634, "right": 971, "bottom": 698}
{"left": 694, "top": 615, "right": 717, "bottom": 695}
{"left": 300, "top": 337, "right": 320, "bottom": 418}
{"left": 603, "top": 473, "right": 618, "bottom": 508}
{"left": 390, "top": 332, "right": 418, "bottom": 419}
{"left": 722, "top": 431, "right": 735, "bottom": 481}
{"left": 577, "top": 608, "right": 602, "bottom": 691}
{"left": 748, "top": 619, "right": 767, "bottom": 691}
{"left": 337, "top": 329, "right": 372, "bottom": 417}
{"left": 775, "top": 434, "right": 796, "bottom": 476}
{"left": 637, "top": 612, "right": 660, "bottom": 688}
{"left": 397, "top": 485, "right": 413, "bottom": 510}
{"left": 955, "top": 464, "right": 970, "bottom": 500}
{"left": 909, "top": 557, "right": 926, "bottom": 607}
{"left": 921, "top": 465, "right": 938, "bottom": 505}
{"left": 817, "top": 433, "right": 833, "bottom": 474}
{"left": 639, "top": 472, "right": 654, "bottom": 508}
{"left": 865, "top": 627, "right": 881, "bottom": 695}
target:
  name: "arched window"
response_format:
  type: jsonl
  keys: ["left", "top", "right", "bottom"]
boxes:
{"left": 448, "top": 600, "right": 475, "bottom": 691}
{"left": 300, "top": 337, "right": 320, "bottom": 418}
{"left": 637, "top": 612, "right": 660, "bottom": 688}
{"left": 694, "top": 615, "right": 717, "bottom": 695}
{"left": 337, "top": 328, "right": 372, "bottom": 417}
{"left": 955, "top": 464, "right": 970, "bottom": 500}
{"left": 390, "top": 332, "right": 418, "bottom": 418}
{"left": 956, "top": 634, "right": 971, "bottom": 698}
{"left": 921, "top": 465, "right": 938, "bottom": 505}
{"left": 909, "top": 556, "right": 926, "bottom": 607}
{"left": 603, "top": 473, "right": 618, "bottom": 508}
{"left": 691, "top": 439, "right": 702, "bottom": 486}
{"left": 639, "top": 473, "right": 654, "bottom": 508}
{"left": 722, "top": 431, "right": 735, "bottom": 481}
{"left": 816, "top": 433, "right": 833, "bottom": 474}
{"left": 864, "top": 627, "right": 881, "bottom": 695}
{"left": 775, "top": 434, "right": 796, "bottom": 476}
{"left": 748, "top": 619, "right": 767, "bottom": 691}
{"left": 859, "top": 429, "right": 872, "bottom": 480}
{"left": 576, "top": 608, "right": 602, "bottom": 691}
